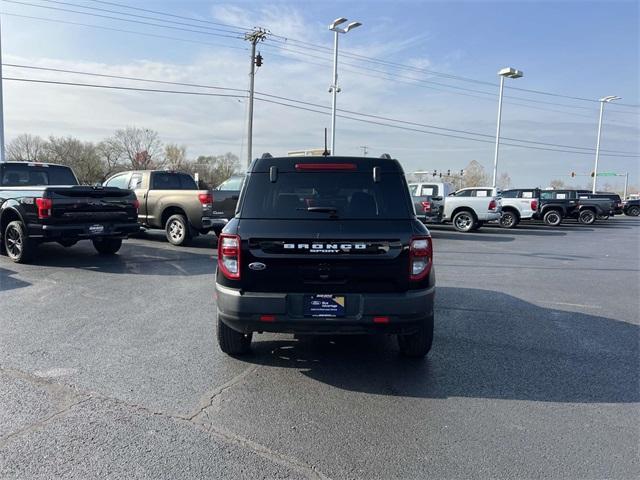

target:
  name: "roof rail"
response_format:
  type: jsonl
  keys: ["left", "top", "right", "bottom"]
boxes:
{"left": 261, "top": 152, "right": 273, "bottom": 159}
{"left": 379, "top": 153, "right": 392, "bottom": 159}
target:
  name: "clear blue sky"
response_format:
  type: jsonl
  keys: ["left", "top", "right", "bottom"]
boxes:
{"left": 2, "top": 0, "right": 638, "bottom": 190}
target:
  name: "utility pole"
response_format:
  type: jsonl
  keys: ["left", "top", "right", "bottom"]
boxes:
{"left": 0, "top": 17, "right": 6, "bottom": 162}
{"left": 592, "top": 95, "right": 621, "bottom": 193}
{"left": 623, "top": 172, "right": 629, "bottom": 200}
{"left": 360, "top": 145, "right": 368, "bottom": 156}
{"left": 244, "top": 28, "right": 267, "bottom": 168}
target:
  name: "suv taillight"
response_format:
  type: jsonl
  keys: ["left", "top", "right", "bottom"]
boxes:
{"left": 488, "top": 199, "right": 497, "bottom": 211}
{"left": 218, "top": 234, "right": 241, "bottom": 279}
{"left": 35, "top": 197, "right": 53, "bottom": 219}
{"left": 409, "top": 236, "right": 433, "bottom": 281}
{"left": 531, "top": 199, "right": 538, "bottom": 211}
{"left": 199, "top": 193, "right": 213, "bottom": 207}
{"left": 420, "top": 201, "right": 431, "bottom": 213}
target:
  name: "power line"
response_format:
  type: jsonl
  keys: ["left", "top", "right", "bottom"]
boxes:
{"left": 7, "top": 62, "right": 637, "bottom": 154}
{"left": 2, "top": 0, "right": 243, "bottom": 39}
{"left": 4, "top": 74, "right": 637, "bottom": 158}
{"left": 0, "top": 11, "right": 248, "bottom": 51}
{"left": 10, "top": 0, "right": 639, "bottom": 110}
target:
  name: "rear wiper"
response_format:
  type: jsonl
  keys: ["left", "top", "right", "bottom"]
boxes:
{"left": 298, "top": 206, "right": 339, "bottom": 216}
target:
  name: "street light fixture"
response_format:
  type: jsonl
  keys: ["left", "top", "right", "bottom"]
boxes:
{"left": 592, "top": 95, "right": 621, "bottom": 193}
{"left": 492, "top": 67, "right": 523, "bottom": 188}
{"left": 328, "top": 17, "right": 362, "bottom": 155}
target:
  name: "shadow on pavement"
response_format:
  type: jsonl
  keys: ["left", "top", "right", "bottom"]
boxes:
{"left": 131, "top": 229, "right": 218, "bottom": 249}
{"left": 429, "top": 229, "right": 515, "bottom": 242}
{"left": 0, "top": 267, "right": 31, "bottom": 292}
{"left": 16, "top": 241, "right": 216, "bottom": 277}
{"left": 242, "top": 287, "right": 639, "bottom": 404}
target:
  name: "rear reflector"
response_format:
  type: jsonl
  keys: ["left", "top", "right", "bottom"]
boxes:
{"left": 260, "top": 315, "right": 276, "bottom": 322}
{"left": 373, "top": 316, "right": 390, "bottom": 324}
{"left": 295, "top": 163, "right": 357, "bottom": 171}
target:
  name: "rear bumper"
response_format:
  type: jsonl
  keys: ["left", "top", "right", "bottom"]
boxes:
{"left": 215, "top": 284, "right": 435, "bottom": 335}
{"left": 201, "top": 216, "right": 228, "bottom": 230}
{"left": 29, "top": 222, "right": 140, "bottom": 240}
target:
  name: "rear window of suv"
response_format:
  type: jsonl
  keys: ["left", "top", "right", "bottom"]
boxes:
{"left": 240, "top": 172, "right": 412, "bottom": 219}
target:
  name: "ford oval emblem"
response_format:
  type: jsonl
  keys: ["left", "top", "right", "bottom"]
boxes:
{"left": 248, "top": 262, "right": 267, "bottom": 271}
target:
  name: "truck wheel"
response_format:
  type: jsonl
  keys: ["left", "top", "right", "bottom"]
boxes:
{"left": 92, "top": 238, "right": 122, "bottom": 255}
{"left": 165, "top": 214, "right": 192, "bottom": 246}
{"left": 578, "top": 209, "right": 596, "bottom": 225}
{"left": 499, "top": 211, "right": 519, "bottom": 229}
{"left": 452, "top": 210, "right": 477, "bottom": 232}
{"left": 4, "top": 220, "right": 35, "bottom": 263}
{"left": 543, "top": 210, "right": 562, "bottom": 226}
{"left": 217, "top": 315, "right": 252, "bottom": 355}
{"left": 397, "top": 315, "right": 434, "bottom": 358}
{"left": 627, "top": 206, "right": 640, "bottom": 216}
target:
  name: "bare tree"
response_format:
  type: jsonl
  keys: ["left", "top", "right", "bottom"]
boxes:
{"left": 164, "top": 144, "right": 188, "bottom": 171}
{"left": 6, "top": 134, "right": 47, "bottom": 161}
{"left": 45, "top": 136, "right": 105, "bottom": 185}
{"left": 112, "top": 127, "right": 163, "bottom": 170}
{"left": 548, "top": 179, "right": 566, "bottom": 190}
{"left": 192, "top": 153, "right": 240, "bottom": 188}
{"left": 461, "top": 160, "right": 490, "bottom": 188}
{"left": 96, "top": 138, "right": 125, "bottom": 181}
{"left": 497, "top": 172, "right": 512, "bottom": 190}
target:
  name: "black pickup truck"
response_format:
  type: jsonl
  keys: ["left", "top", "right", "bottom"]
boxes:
{"left": 0, "top": 162, "right": 139, "bottom": 263}
{"left": 209, "top": 174, "right": 244, "bottom": 235}
{"left": 215, "top": 154, "right": 435, "bottom": 358}
{"left": 535, "top": 189, "right": 614, "bottom": 226}
{"left": 623, "top": 199, "right": 640, "bottom": 216}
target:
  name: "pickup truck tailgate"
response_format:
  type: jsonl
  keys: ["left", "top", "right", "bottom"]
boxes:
{"left": 46, "top": 186, "right": 137, "bottom": 224}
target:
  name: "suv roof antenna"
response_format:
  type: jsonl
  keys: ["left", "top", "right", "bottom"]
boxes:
{"left": 322, "top": 128, "right": 330, "bottom": 156}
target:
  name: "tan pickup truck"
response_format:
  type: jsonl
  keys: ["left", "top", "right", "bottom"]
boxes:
{"left": 104, "top": 170, "right": 219, "bottom": 245}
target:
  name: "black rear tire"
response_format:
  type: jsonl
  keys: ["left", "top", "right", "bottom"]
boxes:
{"left": 165, "top": 214, "right": 192, "bottom": 246}
{"left": 397, "top": 315, "right": 434, "bottom": 358}
{"left": 499, "top": 211, "right": 519, "bottom": 229}
{"left": 626, "top": 206, "right": 640, "bottom": 216}
{"left": 543, "top": 210, "right": 562, "bottom": 226}
{"left": 217, "top": 314, "right": 252, "bottom": 355}
{"left": 4, "top": 220, "right": 35, "bottom": 264}
{"left": 578, "top": 209, "right": 596, "bottom": 225}
{"left": 92, "top": 238, "right": 123, "bottom": 255}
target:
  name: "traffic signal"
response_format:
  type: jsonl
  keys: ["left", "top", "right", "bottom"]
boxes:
{"left": 571, "top": 172, "right": 576, "bottom": 178}
{"left": 446, "top": 169, "right": 451, "bottom": 176}
{"left": 255, "top": 52, "right": 263, "bottom": 67}
{"left": 591, "top": 171, "right": 595, "bottom": 178}
{"left": 460, "top": 169, "right": 464, "bottom": 176}
{"left": 432, "top": 170, "right": 437, "bottom": 177}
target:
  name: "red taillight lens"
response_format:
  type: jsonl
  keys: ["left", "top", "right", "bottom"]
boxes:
{"left": 198, "top": 193, "right": 213, "bottom": 206}
{"left": 35, "top": 197, "right": 53, "bottom": 219}
{"left": 420, "top": 201, "right": 431, "bottom": 213}
{"left": 531, "top": 199, "right": 538, "bottom": 211}
{"left": 409, "top": 236, "right": 433, "bottom": 281}
{"left": 488, "top": 199, "right": 497, "bottom": 211}
{"left": 218, "top": 234, "right": 241, "bottom": 279}
{"left": 295, "top": 163, "right": 357, "bottom": 171}
{"left": 132, "top": 199, "right": 140, "bottom": 210}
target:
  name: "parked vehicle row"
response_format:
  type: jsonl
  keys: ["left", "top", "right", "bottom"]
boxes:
{"left": 408, "top": 180, "right": 625, "bottom": 232}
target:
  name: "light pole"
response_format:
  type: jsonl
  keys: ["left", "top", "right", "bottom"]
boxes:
{"left": 492, "top": 67, "right": 523, "bottom": 189}
{"left": 328, "top": 17, "right": 361, "bottom": 156}
{"left": 0, "top": 17, "right": 5, "bottom": 162}
{"left": 592, "top": 95, "right": 621, "bottom": 193}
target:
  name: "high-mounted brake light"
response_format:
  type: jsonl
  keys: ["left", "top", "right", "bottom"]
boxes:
{"left": 295, "top": 163, "right": 357, "bottom": 171}
{"left": 409, "top": 236, "right": 433, "bottom": 281}
{"left": 530, "top": 199, "right": 538, "bottom": 211}
{"left": 488, "top": 199, "right": 497, "bottom": 211}
{"left": 420, "top": 201, "right": 431, "bottom": 213}
{"left": 35, "top": 197, "right": 53, "bottom": 219}
{"left": 198, "top": 193, "right": 213, "bottom": 206}
{"left": 218, "top": 234, "right": 241, "bottom": 280}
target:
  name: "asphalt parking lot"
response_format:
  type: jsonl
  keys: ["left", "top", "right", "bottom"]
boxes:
{"left": 1, "top": 217, "right": 639, "bottom": 479}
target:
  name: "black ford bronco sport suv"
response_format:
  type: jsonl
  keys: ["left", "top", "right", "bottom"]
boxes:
{"left": 215, "top": 154, "right": 435, "bottom": 357}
